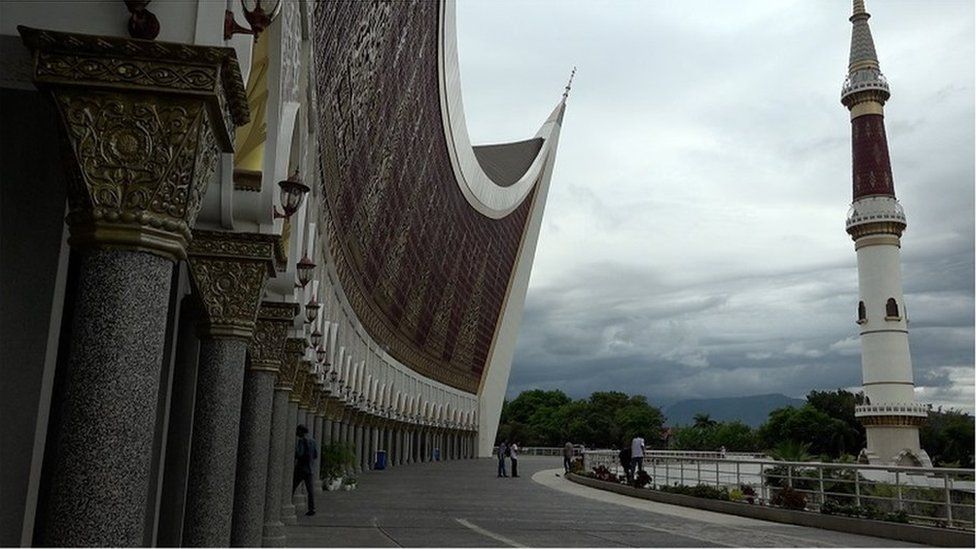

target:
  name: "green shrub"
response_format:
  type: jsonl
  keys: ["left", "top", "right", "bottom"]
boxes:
{"left": 771, "top": 486, "right": 807, "bottom": 510}
{"left": 632, "top": 470, "right": 652, "bottom": 489}
{"left": 321, "top": 442, "right": 356, "bottom": 480}
{"left": 659, "top": 484, "right": 730, "bottom": 501}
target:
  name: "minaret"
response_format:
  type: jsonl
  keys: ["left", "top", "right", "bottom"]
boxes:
{"left": 841, "top": 0, "right": 932, "bottom": 467}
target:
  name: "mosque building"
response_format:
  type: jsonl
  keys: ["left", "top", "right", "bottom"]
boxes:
{"left": 0, "top": 0, "right": 565, "bottom": 545}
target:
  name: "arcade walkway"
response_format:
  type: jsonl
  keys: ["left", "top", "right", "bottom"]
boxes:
{"left": 285, "top": 457, "right": 920, "bottom": 547}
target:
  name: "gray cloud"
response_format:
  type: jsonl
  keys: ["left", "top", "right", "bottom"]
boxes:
{"left": 456, "top": 0, "right": 974, "bottom": 412}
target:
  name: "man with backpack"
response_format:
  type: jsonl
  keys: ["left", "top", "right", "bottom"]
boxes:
{"left": 497, "top": 441, "right": 508, "bottom": 477}
{"left": 293, "top": 424, "right": 319, "bottom": 516}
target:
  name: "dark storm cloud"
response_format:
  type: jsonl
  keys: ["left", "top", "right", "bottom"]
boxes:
{"left": 456, "top": 0, "right": 974, "bottom": 411}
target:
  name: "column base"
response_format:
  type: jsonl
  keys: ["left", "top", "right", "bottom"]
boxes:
{"left": 261, "top": 522, "right": 286, "bottom": 548}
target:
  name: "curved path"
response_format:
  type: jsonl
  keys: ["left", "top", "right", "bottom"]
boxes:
{"left": 285, "top": 456, "right": 921, "bottom": 547}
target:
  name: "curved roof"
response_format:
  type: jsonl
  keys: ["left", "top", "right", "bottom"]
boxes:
{"left": 311, "top": 0, "right": 563, "bottom": 393}
{"left": 473, "top": 138, "right": 545, "bottom": 188}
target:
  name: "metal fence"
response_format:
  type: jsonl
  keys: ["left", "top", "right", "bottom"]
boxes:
{"left": 583, "top": 450, "right": 975, "bottom": 530}
{"left": 490, "top": 446, "right": 584, "bottom": 457}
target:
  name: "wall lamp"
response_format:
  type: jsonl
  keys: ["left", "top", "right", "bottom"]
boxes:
{"left": 296, "top": 256, "right": 315, "bottom": 287}
{"left": 225, "top": 0, "right": 282, "bottom": 41}
{"left": 278, "top": 170, "right": 310, "bottom": 218}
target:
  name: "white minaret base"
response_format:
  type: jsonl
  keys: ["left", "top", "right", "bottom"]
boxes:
{"left": 848, "top": 196, "right": 932, "bottom": 468}
{"left": 860, "top": 424, "right": 932, "bottom": 467}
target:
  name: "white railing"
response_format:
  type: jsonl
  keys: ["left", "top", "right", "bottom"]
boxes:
{"left": 581, "top": 450, "right": 975, "bottom": 530}
{"left": 855, "top": 402, "right": 930, "bottom": 417}
{"left": 491, "top": 446, "right": 584, "bottom": 457}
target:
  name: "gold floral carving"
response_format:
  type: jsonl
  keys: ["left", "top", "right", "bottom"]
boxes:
{"left": 299, "top": 361, "right": 316, "bottom": 408}
{"left": 188, "top": 231, "right": 282, "bottom": 340}
{"left": 18, "top": 26, "right": 249, "bottom": 261}
{"left": 280, "top": 338, "right": 305, "bottom": 392}
{"left": 248, "top": 301, "right": 298, "bottom": 373}
{"left": 290, "top": 368, "right": 307, "bottom": 405}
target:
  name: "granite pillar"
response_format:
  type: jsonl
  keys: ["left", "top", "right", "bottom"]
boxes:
{"left": 35, "top": 250, "right": 173, "bottom": 547}
{"left": 19, "top": 25, "right": 247, "bottom": 547}
{"left": 230, "top": 302, "right": 295, "bottom": 547}
{"left": 183, "top": 232, "right": 280, "bottom": 547}
{"left": 281, "top": 400, "right": 300, "bottom": 525}
{"left": 354, "top": 422, "right": 364, "bottom": 473}
{"left": 263, "top": 337, "right": 303, "bottom": 545}
{"left": 261, "top": 387, "right": 289, "bottom": 546}
{"left": 324, "top": 418, "right": 334, "bottom": 447}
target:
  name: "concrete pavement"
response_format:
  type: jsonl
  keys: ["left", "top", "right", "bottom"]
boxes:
{"left": 284, "top": 456, "right": 921, "bottom": 547}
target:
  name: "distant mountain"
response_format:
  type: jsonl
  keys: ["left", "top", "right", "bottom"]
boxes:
{"left": 664, "top": 394, "right": 806, "bottom": 428}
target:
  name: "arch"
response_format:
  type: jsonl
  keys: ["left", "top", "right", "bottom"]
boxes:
{"left": 885, "top": 297, "right": 900, "bottom": 318}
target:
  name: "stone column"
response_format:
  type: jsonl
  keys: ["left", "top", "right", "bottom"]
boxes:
{"left": 230, "top": 301, "right": 296, "bottom": 547}
{"left": 410, "top": 429, "right": 416, "bottom": 463}
{"left": 19, "top": 26, "right": 247, "bottom": 547}
{"left": 353, "top": 419, "right": 364, "bottom": 473}
{"left": 262, "top": 337, "right": 302, "bottom": 547}
{"left": 183, "top": 231, "right": 281, "bottom": 547}
{"left": 398, "top": 428, "right": 405, "bottom": 465}
{"left": 324, "top": 418, "right": 334, "bottom": 447}
{"left": 371, "top": 424, "right": 380, "bottom": 469}
{"left": 292, "top": 367, "right": 314, "bottom": 513}
{"left": 281, "top": 369, "right": 303, "bottom": 525}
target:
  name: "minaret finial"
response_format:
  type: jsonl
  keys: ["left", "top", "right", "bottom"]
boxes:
{"left": 562, "top": 66, "right": 576, "bottom": 100}
{"left": 848, "top": 0, "right": 878, "bottom": 71}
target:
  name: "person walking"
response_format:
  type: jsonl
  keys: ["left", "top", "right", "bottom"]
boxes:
{"left": 619, "top": 444, "right": 633, "bottom": 483}
{"left": 293, "top": 424, "right": 318, "bottom": 516}
{"left": 497, "top": 441, "right": 508, "bottom": 477}
{"left": 629, "top": 434, "right": 645, "bottom": 474}
{"left": 509, "top": 441, "right": 520, "bottom": 478}
{"left": 562, "top": 441, "right": 574, "bottom": 473}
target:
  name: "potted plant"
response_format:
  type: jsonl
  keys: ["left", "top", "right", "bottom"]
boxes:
{"left": 342, "top": 476, "right": 358, "bottom": 491}
{"left": 321, "top": 442, "right": 356, "bottom": 492}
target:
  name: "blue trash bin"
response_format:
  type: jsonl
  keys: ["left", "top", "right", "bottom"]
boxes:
{"left": 375, "top": 450, "right": 387, "bottom": 470}
{"left": 433, "top": 448, "right": 440, "bottom": 461}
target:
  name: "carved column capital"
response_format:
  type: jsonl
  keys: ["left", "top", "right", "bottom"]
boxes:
{"left": 18, "top": 27, "right": 248, "bottom": 261}
{"left": 187, "top": 230, "right": 281, "bottom": 339}
{"left": 280, "top": 337, "right": 305, "bottom": 392}
{"left": 248, "top": 301, "right": 298, "bottom": 372}
{"left": 298, "top": 360, "right": 315, "bottom": 408}
{"left": 289, "top": 363, "right": 306, "bottom": 404}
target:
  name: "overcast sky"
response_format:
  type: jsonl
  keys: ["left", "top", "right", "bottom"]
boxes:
{"left": 455, "top": 0, "right": 975, "bottom": 412}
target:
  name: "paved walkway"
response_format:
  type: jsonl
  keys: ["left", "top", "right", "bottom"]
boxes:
{"left": 285, "top": 456, "right": 921, "bottom": 547}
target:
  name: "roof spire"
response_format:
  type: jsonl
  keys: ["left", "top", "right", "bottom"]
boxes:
{"left": 562, "top": 66, "right": 576, "bottom": 100}
{"left": 848, "top": 0, "right": 879, "bottom": 72}
{"left": 841, "top": 0, "right": 889, "bottom": 106}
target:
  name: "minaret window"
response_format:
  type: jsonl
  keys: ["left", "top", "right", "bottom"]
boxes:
{"left": 857, "top": 301, "right": 867, "bottom": 324}
{"left": 885, "top": 297, "right": 901, "bottom": 320}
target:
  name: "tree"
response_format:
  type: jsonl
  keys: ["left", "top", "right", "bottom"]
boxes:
{"left": 671, "top": 420, "right": 758, "bottom": 452}
{"left": 921, "top": 408, "right": 975, "bottom": 468}
{"left": 693, "top": 413, "right": 717, "bottom": 429}
{"left": 495, "top": 390, "right": 665, "bottom": 449}
{"left": 806, "top": 389, "right": 866, "bottom": 452}
{"left": 758, "top": 405, "right": 854, "bottom": 457}
{"left": 712, "top": 421, "right": 758, "bottom": 452}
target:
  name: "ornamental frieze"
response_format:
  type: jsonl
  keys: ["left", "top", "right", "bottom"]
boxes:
{"left": 312, "top": 1, "right": 533, "bottom": 394}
